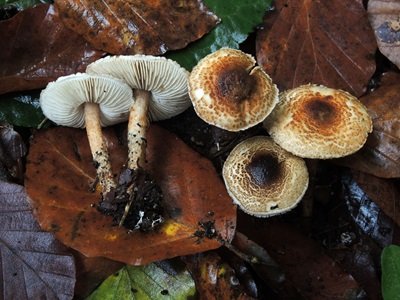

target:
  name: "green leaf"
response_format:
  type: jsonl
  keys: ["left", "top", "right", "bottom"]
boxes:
{"left": 86, "top": 260, "right": 196, "bottom": 300}
{"left": 382, "top": 245, "right": 400, "bottom": 300}
{"left": 0, "top": 0, "right": 50, "bottom": 11}
{"left": 166, "top": 0, "right": 273, "bottom": 70}
{"left": 0, "top": 92, "right": 46, "bottom": 127}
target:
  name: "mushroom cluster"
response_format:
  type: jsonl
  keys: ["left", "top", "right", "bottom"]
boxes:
{"left": 40, "top": 55, "right": 190, "bottom": 231}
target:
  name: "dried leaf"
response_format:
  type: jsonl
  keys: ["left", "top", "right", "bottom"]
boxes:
{"left": 87, "top": 260, "right": 196, "bottom": 300}
{"left": 55, "top": 0, "right": 219, "bottom": 55}
{"left": 336, "top": 72, "right": 400, "bottom": 178}
{"left": 0, "top": 4, "right": 104, "bottom": 95}
{"left": 238, "top": 215, "right": 364, "bottom": 299}
{"left": 0, "top": 180, "right": 76, "bottom": 300}
{"left": 256, "top": 0, "right": 377, "bottom": 97}
{"left": 25, "top": 125, "right": 236, "bottom": 265}
{"left": 368, "top": 0, "right": 400, "bottom": 69}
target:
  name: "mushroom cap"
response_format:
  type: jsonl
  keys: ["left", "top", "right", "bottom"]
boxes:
{"left": 86, "top": 55, "right": 190, "bottom": 121}
{"left": 264, "top": 84, "right": 373, "bottom": 159}
{"left": 40, "top": 73, "right": 133, "bottom": 128}
{"left": 188, "top": 48, "right": 279, "bottom": 132}
{"left": 222, "top": 136, "right": 309, "bottom": 217}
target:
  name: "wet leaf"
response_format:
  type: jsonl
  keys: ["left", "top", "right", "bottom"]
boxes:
{"left": 0, "top": 0, "right": 50, "bottom": 11}
{"left": 337, "top": 72, "right": 400, "bottom": 178}
{"left": 183, "top": 252, "right": 253, "bottom": 300}
{"left": 368, "top": 0, "right": 400, "bottom": 70}
{"left": 238, "top": 214, "right": 364, "bottom": 299}
{"left": 25, "top": 125, "right": 236, "bottom": 265}
{"left": 55, "top": 0, "right": 219, "bottom": 55}
{"left": 0, "top": 92, "right": 45, "bottom": 127}
{"left": 0, "top": 4, "right": 104, "bottom": 95}
{"left": 0, "top": 180, "right": 76, "bottom": 300}
{"left": 0, "top": 125, "right": 26, "bottom": 182}
{"left": 87, "top": 260, "right": 196, "bottom": 300}
{"left": 381, "top": 245, "right": 400, "bottom": 300}
{"left": 168, "top": 0, "right": 273, "bottom": 70}
{"left": 256, "top": 0, "right": 377, "bottom": 97}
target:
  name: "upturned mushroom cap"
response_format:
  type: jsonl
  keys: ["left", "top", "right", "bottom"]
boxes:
{"left": 86, "top": 55, "right": 190, "bottom": 121}
{"left": 188, "top": 48, "right": 279, "bottom": 131}
{"left": 222, "top": 136, "right": 309, "bottom": 217}
{"left": 264, "top": 84, "right": 373, "bottom": 159}
{"left": 40, "top": 73, "right": 133, "bottom": 128}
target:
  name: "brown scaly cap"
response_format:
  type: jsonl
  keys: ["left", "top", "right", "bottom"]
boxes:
{"left": 189, "top": 48, "right": 278, "bottom": 131}
{"left": 223, "top": 136, "right": 309, "bottom": 217}
{"left": 264, "top": 84, "right": 373, "bottom": 159}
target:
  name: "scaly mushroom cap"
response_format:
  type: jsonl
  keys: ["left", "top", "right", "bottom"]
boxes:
{"left": 222, "top": 136, "right": 309, "bottom": 217}
{"left": 188, "top": 48, "right": 279, "bottom": 131}
{"left": 40, "top": 73, "right": 133, "bottom": 128}
{"left": 86, "top": 55, "right": 190, "bottom": 121}
{"left": 264, "top": 84, "right": 373, "bottom": 159}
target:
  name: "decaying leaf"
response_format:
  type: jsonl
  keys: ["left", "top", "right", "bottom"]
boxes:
{"left": 0, "top": 4, "right": 104, "bottom": 95}
{"left": 87, "top": 260, "right": 196, "bottom": 300}
{"left": 55, "top": 0, "right": 219, "bottom": 55}
{"left": 25, "top": 125, "right": 236, "bottom": 265}
{"left": 336, "top": 72, "right": 400, "bottom": 178}
{"left": 256, "top": 0, "right": 377, "bottom": 97}
{"left": 0, "top": 181, "right": 76, "bottom": 300}
{"left": 368, "top": 0, "right": 400, "bottom": 69}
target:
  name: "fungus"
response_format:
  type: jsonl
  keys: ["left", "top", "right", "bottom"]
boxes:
{"left": 87, "top": 55, "right": 190, "bottom": 230}
{"left": 222, "top": 136, "right": 309, "bottom": 217}
{"left": 264, "top": 84, "right": 373, "bottom": 159}
{"left": 188, "top": 48, "right": 279, "bottom": 131}
{"left": 40, "top": 73, "right": 133, "bottom": 198}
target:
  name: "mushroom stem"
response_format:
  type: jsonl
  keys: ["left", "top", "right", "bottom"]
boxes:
{"left": 127, "top": 89, "right": 150, "bottom": 170}
{"left": 84, "top": 102, "right": 116, "bottom": 193}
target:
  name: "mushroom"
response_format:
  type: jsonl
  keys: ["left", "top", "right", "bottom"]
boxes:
{"left": 222, "top": 136, "right": 309, "bottom": 217}
{"left": 188, "top": 48, "right": 279, "bottom": 131}
{"left": 40, "top": 73, "right": 133, "bottom": 197}
{"left": 86, "top": 55, "right": 189, "bottom": 229}
{"left": 264, "top": 84, "right": 373, "bottom": 159}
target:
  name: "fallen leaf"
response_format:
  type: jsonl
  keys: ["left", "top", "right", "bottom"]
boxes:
{"left": 87, "top": 260, "right": 196, "bottom": 300}
{"left": 0, "top": 92, "right": 45, "bottom": 127}
{"left": 0, "top": 0, "right": 51, "bottom": 12}
{"left": 55, "top": 0, "right": 219, "bottom": 55}
{"left": 381, "top": 245, "right": 400, "bottom": 300}
{"left": 0, "top": 180, "right": 76, "bottom": 300}
{"left": 167, "top": 0, "right": 273, "bottom": 70}
{"left": 0, "top": 4, "right": 104, "bottom": 95}
{"left": 368, "top": 0, "right": 400, "bottom": 69}
{"left": 182, "top": 252, "right": 254, "bottom": 300}
{"left": 238, "top": 213, "right": 364, "bottom": 299}
{"left": 336, "top": 72, "right": 400, "bottom": 178}
{"left": 25, "top": 125, "right": 236, "bottom": 265}
{"left": 256, "top": 0, "right": 377, "bottom": 97}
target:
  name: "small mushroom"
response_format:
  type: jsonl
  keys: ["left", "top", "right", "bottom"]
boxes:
{"left": 222, "top": 136, "right": 309, "bottom": 217}
{"left": 188, "top": 48, "right": 279, "bottom": 131}
{"left": 40, "top": 73, "right": 133, "bottom": 197}
{"left": 264, "top": 84, "right": 373, "bottom": 159}
{"left": 87, "top": 55, "right": 189, "bottom": 229}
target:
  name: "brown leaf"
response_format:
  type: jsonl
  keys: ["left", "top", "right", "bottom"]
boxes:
{"left": 0, "top": 4, "right": 104, "bottom": 95}
{"left": 368, "top": 0, "right": 400, "bottom": 69}
{"left": 350, "top": 170, "right": 400, "bottom": 229}
{"left": 256, "top": 0, "right": 377, "bottom": 97}
{"left": 238, "top": 214, "right": 363, "bottom": 299}
{"left": 0, "top": 181, "right": 76, "bottom": 300}
{"left": 25, "top": 125, "right": 236, "bottom": 265}
{"left": 336, "top": 72, "right": 400, "bottom": 178}
{"left": 54, "top": 0, "right": 219, "bottom": 55}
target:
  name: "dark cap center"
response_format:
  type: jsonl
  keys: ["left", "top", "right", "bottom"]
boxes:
{"left": 217, "top": 68, "right": 255, "bottom": 102}
{"left": 246, "top": 153, "right": 282, "bottom": 187}
{"left": 305, "top": 96, "right": 336, "bottom": 123}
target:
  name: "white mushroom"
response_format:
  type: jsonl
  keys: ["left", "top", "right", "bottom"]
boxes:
{"left": 40, "top": 73, "right": 133, "bottom": 196}
{"left": 87, "top": 55, "right": 190, "bottom": 169}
